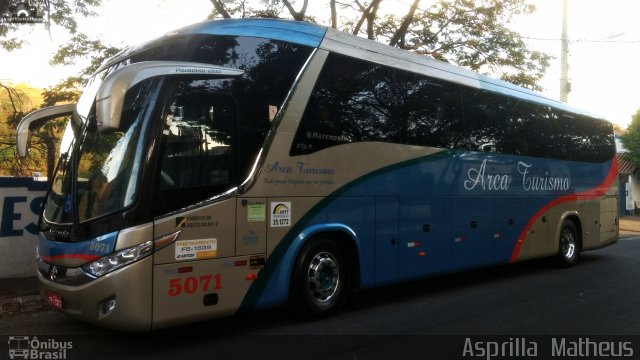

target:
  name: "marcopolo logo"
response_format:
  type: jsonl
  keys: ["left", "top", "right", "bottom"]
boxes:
{"left": 8, "top": 336, "right": 73, "bottom": 360}
{"left": 0, "top": 0, "right": 44, "bottom": 23}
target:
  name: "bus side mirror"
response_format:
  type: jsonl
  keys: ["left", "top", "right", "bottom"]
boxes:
{"left": 95, "top": 61, "right": 244, "bottom": 132}
{"left": 16, "top": 103, "right": 76, "bottom": 157}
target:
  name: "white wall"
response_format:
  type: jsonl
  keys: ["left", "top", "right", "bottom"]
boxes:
{"left": 0, "top": 178, "right": 47, "bottom": 278}
{"left": 628, "top": 174, "right": 640, "bottom": 213}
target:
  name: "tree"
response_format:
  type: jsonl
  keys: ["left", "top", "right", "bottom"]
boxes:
{"left": 209, "top": 0, "right": 550, "bottom": 91}
{"left": 621, "top": 108, "right": 640, "bottom": 168}
{"left": 0, "top": 82, "right": 54, "bottom": 178}
{"left": 378, "top": 0, "right": 550, "bottom": 91}
{"left": 208, "top": 0, "right": 315, "bottom": 21}
{"left": 1, "top": 0, "right": 105, "bottom": 178}
{"left": 1, "top": 0, "right": 102, "bottom": 51}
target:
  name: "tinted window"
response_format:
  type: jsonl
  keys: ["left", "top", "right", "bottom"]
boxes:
{"left": 291, "top": 53, "right": 462, "bottom": 155}
{"left": 153, "top": 36, "right": 313, "bottom": 214}
{"left": 395, "top": 70, "right": 463, "bottom": 148}
{"left": 508, "top": 100, "right": 557, "bottom": 158}
{"left": 191, "top": 36, "right": 313, "bottom": 175}
{"left": 154, "top": 79, "right": 237, "bottom": 214}
{"left": 585, "top": 117, "right": 616, "bottom": 162}
{"left": 460, "top": 88, "right": 507, "bottom": 152}
{"left": 292, "top": 53, "right": 614, "bottom": 163}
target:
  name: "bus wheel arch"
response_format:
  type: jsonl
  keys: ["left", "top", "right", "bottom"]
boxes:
{"left": 289, "top": 229, "right": 360, "bottom": 318}
{"left": 557, "top": 216, "right": 582, "bottom": 267}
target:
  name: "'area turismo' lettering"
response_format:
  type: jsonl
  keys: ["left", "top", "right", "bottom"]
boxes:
{"left": 463, "top": 159, "right": 571, "bottom": 192}
{"left": 296, "top": 162, "right": 335, "bottom": 175}
{"left": 464, "top": 159, "right": 511, "bottom": 191}
{"left": 265, "top": 161, "right": 335, "bottom": 175}
{"left": 517, "top": 162, "right": 571, "bottom": 191}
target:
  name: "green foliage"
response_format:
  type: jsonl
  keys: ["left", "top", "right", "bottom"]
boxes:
{"left": 42, "top": 77, "right": 82, "bottom": 107}
{"left": 1, "top": 0, "right": 102, "bottom": 51}
{"left": 0, "top": 82, "right": 75, "bottom": 178}
{"left": 620, "top": 108, "right": 640, "bottom": 169}
{"left": 0, "top": 23, "right": 24, "bottom": 51}
{"left": 1, "top": 1, "right": 105, "bottom": 178}
{"left": 0, "top": 82, "right": 48, "bottom": 177}
{"left": 377, "top": 0, "right": 550, "bottom": 91}
{"left": 50, "top": 33, "right": 121, "bottom": 80}
{"left": 212, "top": 0, "right": 550, "bottom": 91}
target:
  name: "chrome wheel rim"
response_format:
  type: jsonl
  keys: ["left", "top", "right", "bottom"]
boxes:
{"left": 561, "top": 228, "right": 576, "bottom": 260}
{"left": 306, "top": 251, "right": 340, "bottom": 303}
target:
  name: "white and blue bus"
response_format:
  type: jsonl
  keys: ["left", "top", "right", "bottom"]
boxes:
{"left": 18, "top": 19, "right": 618, "bottom": 331}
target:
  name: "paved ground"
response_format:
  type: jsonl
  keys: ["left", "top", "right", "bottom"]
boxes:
{"left": 2, "top": 215, "right": 639, "bottom": 318}
{"left": 2, "top": 231, "right": 640, "bottom": 360}
{"left": 620, "top": 215, "right": 640, "bottom": 234}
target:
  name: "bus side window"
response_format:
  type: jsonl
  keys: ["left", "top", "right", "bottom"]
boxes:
{"left": 154, "top": 80, "right": 238, "bottom": 215}
{"left": 291, "top": 53, "right": 463, "bottom": 155}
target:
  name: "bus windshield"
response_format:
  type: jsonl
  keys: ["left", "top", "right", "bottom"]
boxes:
{"left": 43, "top": 76, "right": 159, "bottom": 224}
{"left": 42, "top": 70, "right": 109, "bottom": 225}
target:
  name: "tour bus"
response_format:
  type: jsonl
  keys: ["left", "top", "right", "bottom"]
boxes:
{"left": 17, "top": 19, "right": 618, "bottom": 331}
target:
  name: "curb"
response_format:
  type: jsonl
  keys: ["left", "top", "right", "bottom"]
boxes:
{"left": 0, "top": 295, "right": 49, "bottom": 318}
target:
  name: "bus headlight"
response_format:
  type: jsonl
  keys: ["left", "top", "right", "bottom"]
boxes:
{"left": 82, "top": 241, "right": 153, "bottom": 278}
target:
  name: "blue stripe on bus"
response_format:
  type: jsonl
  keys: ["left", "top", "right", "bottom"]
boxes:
{"left": 176, "top": 19, "right": 327, "bottom": 48}
{"left": 238, "top": 150, "right": 615, "bottom": 313}
{"left": 38, "top": 231, "right": 118, "bottom": 263}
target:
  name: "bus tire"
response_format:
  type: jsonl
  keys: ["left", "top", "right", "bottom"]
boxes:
{"left": 292, "top": 237, "right": 348, "bottom": 319}
{"left": 557, "top": 219, "right": 580, "bottom": 267}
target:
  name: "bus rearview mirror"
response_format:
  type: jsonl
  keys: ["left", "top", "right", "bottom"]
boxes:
{"left": 16, "top": 103, "right": 76, "bottom": 158}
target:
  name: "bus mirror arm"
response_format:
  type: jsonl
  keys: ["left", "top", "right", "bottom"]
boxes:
{"left": 16, "top": 103, "right": 76, "bottom": 158}
{"left": 95, "top": 61, "right": 244, "bottom": 132}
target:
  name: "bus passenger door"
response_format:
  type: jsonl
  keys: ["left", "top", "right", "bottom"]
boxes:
{"left": 398, "top": 197, "right": 452, "bottom": 280}
{"left": 375, "top": 197, "right": 398, "bottom": 285}
{"left": 451, "top": 197, "right": 494, "bottom": 270}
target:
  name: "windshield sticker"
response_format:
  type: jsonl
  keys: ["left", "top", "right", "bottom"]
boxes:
{"left": 268, "top": 105, "right": 278, "bottom": 122}
{"left": 250, "top": 255, "right": 266, "bottom": 269}
{"left": 175, "top": 215, "right": 219, "bottom": 229}
{"left": 175, "top": 239, "right": 217, "bottom": 260}
{"left": 247, "top": 203, "right": 266, "bottom": 222}
{"left": 270, "top": 202, "right": 291, "bottom": 227}
{"left": 242, "top": 230, "right": 259, "bottom": 245}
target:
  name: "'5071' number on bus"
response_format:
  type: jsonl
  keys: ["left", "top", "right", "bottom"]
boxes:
{"left": 168, "top": 274, "right": 222, "bottom": 296}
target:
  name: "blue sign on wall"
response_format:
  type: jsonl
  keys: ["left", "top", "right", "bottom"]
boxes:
{"left": 0, "top": 178, "right": 48, "bottom": 238}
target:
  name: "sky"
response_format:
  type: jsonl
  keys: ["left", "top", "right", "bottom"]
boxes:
{"left": 1, "top": 0, "right": 639, "bottom": 128}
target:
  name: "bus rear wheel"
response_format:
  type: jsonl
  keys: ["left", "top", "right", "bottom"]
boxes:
{"left": 557, "top": 219, "right": 580, "bottom": 267}
{"left": 292, "top": 238, "right": 348, "bottom": 318}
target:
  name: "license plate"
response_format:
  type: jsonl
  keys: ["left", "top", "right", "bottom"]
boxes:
{"left": 47, "top": 292, "right": 63, "bottom": 309}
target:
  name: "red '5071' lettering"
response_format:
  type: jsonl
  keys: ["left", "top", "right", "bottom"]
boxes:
{"left": 168, "top": 274, "right": 222, "bottom": 296}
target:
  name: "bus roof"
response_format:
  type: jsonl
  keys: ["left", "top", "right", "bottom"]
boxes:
{"left": 175, "top": 18, "right": 327, "bottom": 48}
{"left": 101, "top": 18, "right": 605, "bottom": 121}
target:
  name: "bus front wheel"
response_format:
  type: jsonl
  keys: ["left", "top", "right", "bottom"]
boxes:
{"left": 292, "top": 238, "right": 348, "bottom": 318}
{"left": 557, "top": 219, "right": 580, "bottom": 267}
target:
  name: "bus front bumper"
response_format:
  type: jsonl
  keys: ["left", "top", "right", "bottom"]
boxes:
{"left": 37, "top": 256, "right": 153, "bottom": 332}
